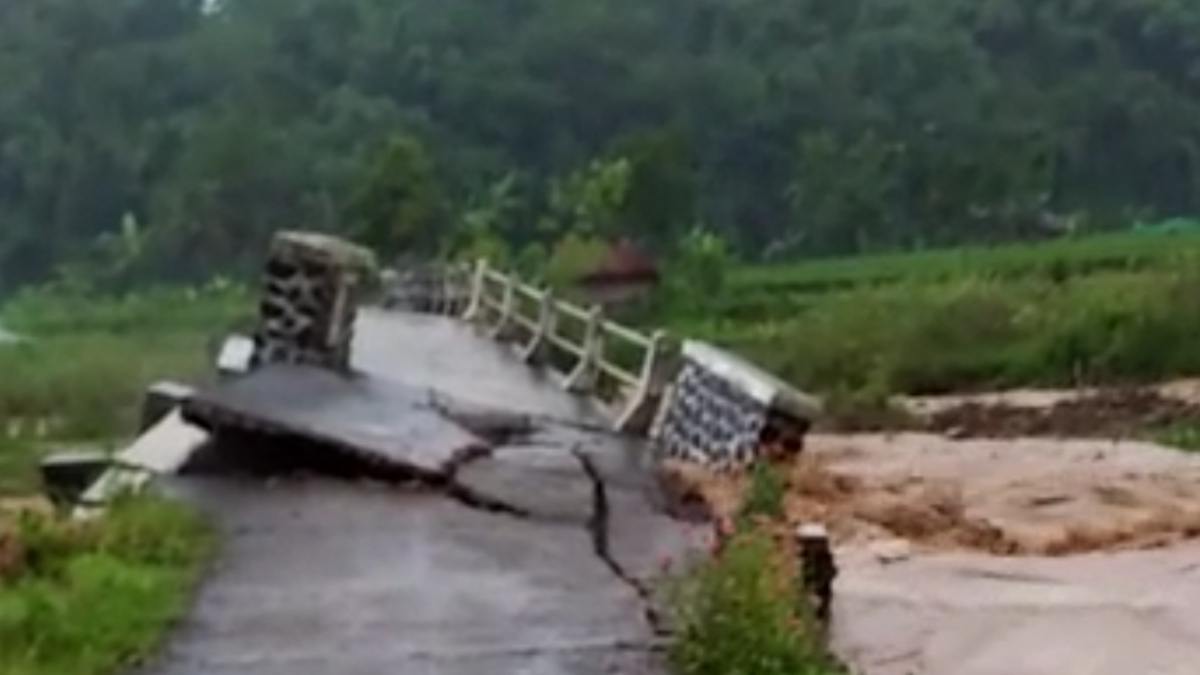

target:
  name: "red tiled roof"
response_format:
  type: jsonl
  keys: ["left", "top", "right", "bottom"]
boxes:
{"left": 579, "top": 240, "right": 660, "bottom": 284}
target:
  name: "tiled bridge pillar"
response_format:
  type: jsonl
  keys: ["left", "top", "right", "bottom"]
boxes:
{"left": 655, "top": 341, "right": 821, "bottom": 470}
{"left": 254, "top": 231, "right": 376, "bottom": 372}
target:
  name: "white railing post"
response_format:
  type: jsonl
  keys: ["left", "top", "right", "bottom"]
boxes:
{"left": 462, "top": 259, "right": 488, "bottom": 321}
{"left": 521, "top": 288, "right": 554, "bottom": 364}
{"left": 615, "top": 330, "right": 673, "bottom": 435}
{"left": 565, "top": 305, "right": 603, "bottom": 393}
{"left": 489, "top": 271, "right": 517, "bottom": 339}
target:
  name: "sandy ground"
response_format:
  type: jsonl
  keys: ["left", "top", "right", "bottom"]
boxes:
{"left": 670, "top": 430, "right": 1200, "bottom": 674}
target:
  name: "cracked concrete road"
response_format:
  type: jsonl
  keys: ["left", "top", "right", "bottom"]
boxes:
{"left": 139, "top": 312, "right": 702, "bottom": 675}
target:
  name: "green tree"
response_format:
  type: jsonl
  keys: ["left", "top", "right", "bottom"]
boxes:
{"left": 541, "top": 158, "right": 632, "bottom": 239}
{"left": 610, "top": 129, "right": 698, "bottom": 252}
{"left": 347, "top": 135, "right": 448, "bottom": 259}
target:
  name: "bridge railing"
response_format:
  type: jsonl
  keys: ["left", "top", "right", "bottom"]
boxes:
{"left": 463, "top": 259, "right": 672, "bottom": 435}
{"left": 383, "top": 263, "right": 473, "bottom": 315}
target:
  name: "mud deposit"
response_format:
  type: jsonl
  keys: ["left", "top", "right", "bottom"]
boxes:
{"left": 914, "top": 386, "right": 1200, "bottom": 439}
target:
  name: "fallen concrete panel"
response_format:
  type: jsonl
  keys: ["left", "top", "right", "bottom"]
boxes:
{"left": 183, "top": 365, "right": 486, "bottom": 480}
{"left": 141, "top": 477, "right": 664, "bottom": 675}
{"left": 75, "top": 410, "right": 209, "bottom": 516}
{"left": 121, "top": 409, "right": 209, "bottom": 474}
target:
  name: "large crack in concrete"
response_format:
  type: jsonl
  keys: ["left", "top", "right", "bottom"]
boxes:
{"left": 425, "top": 390, "right": 629, "bottom": 444}
{"left": 186, "top": 414, "right": 672, "bottom": 643}
{"left": 573, "top": 448, "right": 670, "bottom": 637}
{"left": 182, "top": 430, "right": 529, "bottom": 519}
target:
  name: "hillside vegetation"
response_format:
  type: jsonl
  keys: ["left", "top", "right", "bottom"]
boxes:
{"left": 8, "top": 0, "right": 1200, "bottom": 289}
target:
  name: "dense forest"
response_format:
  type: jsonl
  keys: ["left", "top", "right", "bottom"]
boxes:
{"left": 4, "top": 0, "right": 1200, "bottom": 289}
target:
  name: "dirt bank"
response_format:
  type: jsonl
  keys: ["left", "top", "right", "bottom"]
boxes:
{"left": 901, "top": 380, "right": 1200, "bottom": 439}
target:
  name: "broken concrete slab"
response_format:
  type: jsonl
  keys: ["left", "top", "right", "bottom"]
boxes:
{"left": 141, "top": 381, "right": 196, "bottom": 433}
{"left": 183, "top": 364, "right": 487, "bottom": 481}
{"left": 604, "top": 486, "right": 709, "bottom": 588}
{"left": 140, "top": 477, "right": 664, "bottom": 675}
{"left": 120, "top": 409, "right": 210, "bottom": 475}
{"left": 573, "top": 435, "right": 711, "bottom": 584}
{"left": 40, "top": 450, "right": 109, "bottom": 507}
{"left": 74, "top": 409, "right": 210, "bottom": 517}
{"left": 215, "top": 335, "right": 255, "bottom": 377}
{"left": 454, "top": 445, "right": 595, "bottom": 524}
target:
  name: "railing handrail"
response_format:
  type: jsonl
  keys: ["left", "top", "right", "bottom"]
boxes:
{"left": 461, "top": 259, "right": 672, "bottom": 435}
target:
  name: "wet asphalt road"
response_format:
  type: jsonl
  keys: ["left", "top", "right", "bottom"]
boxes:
{"left": 138, "top": 312, "right": 697, "bottom": 675}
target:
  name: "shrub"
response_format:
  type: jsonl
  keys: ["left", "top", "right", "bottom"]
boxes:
{"left": 739, "top": 462, "right": 787, "bottom": 524}
{"left": 676, "top": 267, "right": 1200, "bottom": 400}
{"left": 0, "top": 496, "right": 213, "bottom": 675}
{"left": 669, "top": 530, "right": 845, "bottom": 675}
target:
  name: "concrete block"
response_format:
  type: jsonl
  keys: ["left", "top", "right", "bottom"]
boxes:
{"left": 40, "top": 451, "right": 110, "bottom": 508}
{"left": 141, "top": 381, "right": 196, "bottom": 432}
{"left": 216, "top": 334, "right": 255, "bottom": 377}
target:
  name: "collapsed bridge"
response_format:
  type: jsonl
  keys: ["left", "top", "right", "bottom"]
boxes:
{"left": 64, "top": 232, "right": 818, "bottom": 675}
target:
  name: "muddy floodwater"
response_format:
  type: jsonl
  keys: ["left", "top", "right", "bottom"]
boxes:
{"left": 675, "top": 422, "right": 1200, "bottom": 675}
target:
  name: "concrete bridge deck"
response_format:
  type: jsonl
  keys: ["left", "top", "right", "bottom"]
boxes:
{"left": 137, "top": 311, "right": 700, "bottom": 675}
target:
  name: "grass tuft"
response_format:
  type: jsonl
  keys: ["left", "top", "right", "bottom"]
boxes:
{"left": 739, "top": 462, "right": 787, "bottom": 525}
{"left": 1149, "top": 423, "right": 1200, "bottom": 453}
{"left": 668, "top": 529, "right": 845, "bottom": 675}
{"left": 0, "top": 496, "right": 213, "bottom": 675}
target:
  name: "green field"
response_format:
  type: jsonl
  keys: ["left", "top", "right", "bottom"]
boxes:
{"left": 671, "top": 230, "right": 1200, "bottom": 398}
{"left": 0, "top": 283, "right": 251, "bottom": 495}
{"left": 736, "top": 230, "right": 1200, "bottom": 292}
{"left": 0, "top": 284, "right": 244, "bottom": 675}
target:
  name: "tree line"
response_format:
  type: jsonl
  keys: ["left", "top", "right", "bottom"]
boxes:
{"left": 4, "top": 0, "right": 1200, "bottom": 290}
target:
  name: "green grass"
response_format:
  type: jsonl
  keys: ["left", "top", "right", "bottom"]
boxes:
{"left": 0, "top": 334, "right": 216, "bottom": 439}
{"left": 0, "top": 440, "right": 42, "bottom": 497}
{"left": 668, "top": 530, "right": 845, "bottom": 675}
{"left": 734, "top": 230, "right": 1200, "bottom": 297}
{"left": 738, "top": 462, "right": 786, "bottom": 526}
{"left": 0, "top": 282, "right": 251, "bottom": 494}
{"left": 0, "top": 284, "right": 240, "bottom": 675}
{"left": 1, "top": 281, "right": 250, "bottom": 337}
{"left": 0, "top": 496, "right": 214, "bottom": 675}
{"left": 668, "top": 231, "right": 1200, "bottom": 399}
{"left": 1149, "top": 423, "right": 1200, "bottom": 452}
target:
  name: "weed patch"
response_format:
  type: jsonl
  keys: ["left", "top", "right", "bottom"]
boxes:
{"left": 739, "top": 462, "right": 786, "bottom": 525}
{"left": 0, "top": 283, "right": 251, "bottom": 491}
{"left": 668, "top": 529, "right": 845, "bottom": 675}
{"left": 0, "top": 496, "right": 213, "bottom": 675}
{"left": 1149, "top": 423, "right": 1200, "bottom": 452}
{"left": 676, "top": 269, "right": 1200, "bottom": 402}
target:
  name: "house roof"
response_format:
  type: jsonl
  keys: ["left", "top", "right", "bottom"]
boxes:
{"left": 578, "top": 239, "right": 660, "bottom": 285}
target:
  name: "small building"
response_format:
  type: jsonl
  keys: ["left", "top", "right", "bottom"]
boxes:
{"left": 575, "top": 239, "right": 660, "bottom": 308}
